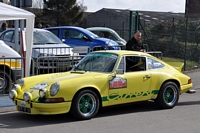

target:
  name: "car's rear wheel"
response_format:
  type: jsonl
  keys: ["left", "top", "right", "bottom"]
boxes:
{"left": 155, "top": 82, "right": 179, "bottom": 109}
{"left": 0, "top": 70, "right": 11, "bottom": 94}
{"left": 71, "top": 89, "right": 100, "bottom": 120}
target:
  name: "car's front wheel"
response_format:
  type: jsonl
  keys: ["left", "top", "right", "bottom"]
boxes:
{"left": 71, "top": 90, "right": 100, "bottom": 120}
{"left": 155, "top": 82, "right": 179, "bottom": 109}
{"left": 0, "top": 70, "right": 11, "bottom": 94}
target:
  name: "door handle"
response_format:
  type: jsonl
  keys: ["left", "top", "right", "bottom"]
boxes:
{"left": 143, "top": 75, "right": 151, "bottom": 79}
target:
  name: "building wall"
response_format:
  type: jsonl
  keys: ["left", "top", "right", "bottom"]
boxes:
{"left": 187, "top": 0, "right": 200, "bottom": 14}
{"left": 84, "top": 9, "right": 131, "bottom": 41}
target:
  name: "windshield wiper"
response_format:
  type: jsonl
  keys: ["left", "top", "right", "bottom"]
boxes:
{"left": 45, "top": 42, "right": 58, "bottom": 44}
{"left": 71, "top": 66, "right": 87, "bottom": 73}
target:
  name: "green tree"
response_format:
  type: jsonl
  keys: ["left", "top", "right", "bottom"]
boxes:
{"left": 43, "top": 0, "right": 87, "bottom": 26}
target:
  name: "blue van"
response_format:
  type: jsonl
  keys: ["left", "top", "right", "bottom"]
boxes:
{"left": 44, "top": 26, "right": 120, "bottom": 51}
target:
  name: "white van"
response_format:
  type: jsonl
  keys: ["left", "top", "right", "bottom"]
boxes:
{"left": 0, "top": 40, "right": 22, "bottom": 94}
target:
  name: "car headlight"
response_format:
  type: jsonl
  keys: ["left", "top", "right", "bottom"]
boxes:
{"left": 9, "top": 90, "right": 17, "bottom": 100}
{"left": 105, "top": 41, "right": 112, "bottom": 46}
{"left": 39, "top": 89, "right": 47, "bottom": 98}
{"left": 16, "top": 78, "right": 24, "bottom": 87}
{"left": 50, "top": 82, "right": 60, "bottom": 96}
{"left": 23, "top": 92, "right": 32, "bottom": 102}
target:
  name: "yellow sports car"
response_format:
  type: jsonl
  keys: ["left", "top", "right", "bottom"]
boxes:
{"left": 9, "top": 50, "right": 193, "bottom": 120}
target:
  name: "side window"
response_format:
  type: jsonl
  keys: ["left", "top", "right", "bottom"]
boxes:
{"left": 11, "top": 32, "right": 20, "bottom": 43}
{"left": 126, "top": 56, "right": 146, "bottom": 72}
{"left": 91, "top": 31, "right": 99, "bottom": 36}
{"left": 49, "top": 29, "right": 59, "bottom": 37}
{"left": 2, "top": 31, "right": 14, "bottom": 42}
{"left": 147, "top": 58, "right": 164, "bottom": 70}
{"left": 63, "top": 29, "right": 84, "bottom": 40}
{"left": 99, "top": 31, "right": 105, "bottom": 38}
{"left": 62, "top": 29, "right": 70, "bottom": 39}
{"left": 70, "top": 30, "right": 84, "bottom": 40}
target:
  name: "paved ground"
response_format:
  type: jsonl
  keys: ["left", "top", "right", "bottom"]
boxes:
{"left": 0, "top": 69, "right": 200, "bottom": 113}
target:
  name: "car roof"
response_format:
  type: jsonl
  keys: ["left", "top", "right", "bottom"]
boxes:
{"left": 86, "top": 27, "right": 115, "bottom": 32}
{"left": 44, "top": 26, "right": 85, "bottom": 30}
{"left": 92, "top": 50, "right": 154, "bottom": 57}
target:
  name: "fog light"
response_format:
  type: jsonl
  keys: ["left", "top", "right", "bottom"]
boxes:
{"left": 16, "top": 78, "right": 24, "bottom": 87}
{"left": 12, "top": 84, "right": 21, "bottom": 92}
{"left": 39, "top": 89, "right": 46, "bottom": 98}
{"left": 23, "top": 92, "right": 32, "bottom": 102}
{"left": 9, "top": 90, "right": 17, "bottom": 100}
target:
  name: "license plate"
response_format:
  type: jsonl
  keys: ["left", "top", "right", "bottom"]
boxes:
{"left": 21, "top": 101, "right": 26, "bottom": 107}
{"left": 18, "top": 106, "right": 31, "bottom": 113}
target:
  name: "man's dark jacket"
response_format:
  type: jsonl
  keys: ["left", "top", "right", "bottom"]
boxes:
{"left": 125, "top": 37, "right": 144, "bottom": 51}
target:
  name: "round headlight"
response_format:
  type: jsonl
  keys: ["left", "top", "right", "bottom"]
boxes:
{"left": 12, "top": 84, "right": 21, "bottom": 92}
{"left": 23, "top": 92, "right": 32, "bottom": 102}
{"left": 16, "top": 79, "right": 24, "bottom": 87}
{"left": 50, "top": 82, "right": 60, "bottom": 96}
{"left": 39, "top": 89, "right": 46, "bottom": 98}
{"left": 9, "top": 90, "right": 17, "bottom": 100}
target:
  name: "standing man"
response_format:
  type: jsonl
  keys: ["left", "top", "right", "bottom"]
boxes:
{"left": 126, "top": 30, "right": 145, "bottom": 52}
{"left": 0, "top": 22, "right": 8, "bottom": 32}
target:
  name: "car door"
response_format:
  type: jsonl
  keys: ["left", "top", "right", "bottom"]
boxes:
{"left": 108, "top": 55, "right": 152, "bottom": 105}
{"left": 61, "top": 28, "right": 92, "bottom": 47}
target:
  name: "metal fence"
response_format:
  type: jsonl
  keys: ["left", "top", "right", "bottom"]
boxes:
{"left": 84, "top": 10, "right": 200, "bottom": 71}
{"left": 139, "top": 14, "right": 200, "bottom": 71}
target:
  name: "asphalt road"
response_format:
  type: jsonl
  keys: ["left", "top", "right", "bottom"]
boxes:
{"left": 0, "top": 90, "right": 200, "bottom": 133}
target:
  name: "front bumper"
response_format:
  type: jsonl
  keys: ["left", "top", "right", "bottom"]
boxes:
{"left": 15, "top": 99, "right": 71, "bottom": 115}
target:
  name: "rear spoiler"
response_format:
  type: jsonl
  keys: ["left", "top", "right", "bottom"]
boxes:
{"left": 166, "top": 62, "right": 184, "bottom": 72}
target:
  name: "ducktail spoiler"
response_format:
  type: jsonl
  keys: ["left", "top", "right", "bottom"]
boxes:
{"left": 166, "top": 62, "right": 184, "bottom": 72}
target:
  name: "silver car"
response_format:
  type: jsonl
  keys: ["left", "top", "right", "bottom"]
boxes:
{"left": 0, "top": 28, "right": 80, "bottom": 72}
{"left": 87, "top": 27, "right": 127, "bottom": 50}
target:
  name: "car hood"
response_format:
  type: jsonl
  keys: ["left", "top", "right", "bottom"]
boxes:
{"left": 94, "top": 37, "right": 118, "bottom": 46}
{"left": 17, "top": 71, "right": 108, "bottom": 99}
{"left": 40, "top": 71, "right": 106, "bottom": 83}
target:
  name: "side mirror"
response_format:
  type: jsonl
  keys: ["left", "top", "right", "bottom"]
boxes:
{"left": 82, "top": 35, "right": 88, "bottom": 41}
{"left": 62, "top": 39, "right": 65, "bottom": 42}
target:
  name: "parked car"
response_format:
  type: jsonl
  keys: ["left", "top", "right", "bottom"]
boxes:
{"left": 0, "top": 28, "right": 79, "bottom": 71}
{"left": 86, "top": 27, "right": 127, "bottom": 50}
{"left": 44, "top": 26, "right": 120, "bottom": 51}
{"left": 9, "top": 50, "right": 193, "bottom": 120}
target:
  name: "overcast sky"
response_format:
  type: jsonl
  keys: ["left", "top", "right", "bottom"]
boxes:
{"left": 78, "top": 0, "right": 186, "bottom": 13}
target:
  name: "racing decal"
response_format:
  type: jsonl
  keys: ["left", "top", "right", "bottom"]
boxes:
{"left": 32, "top": 96, "right": 39, "bottom": 101}
{"left": 101, "top": 90, "right": 159, "bottom": 102}
{"left": 109, "top": 77, "right": 127, "bottom": 89}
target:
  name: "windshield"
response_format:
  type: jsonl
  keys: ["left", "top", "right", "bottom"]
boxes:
{"left": 33, "top": 30, "right": 63, "bottom": 44}
{"left": 82, "top": 28, "right": 99, "bottom": 38}
{"left": 72, "top": 52, "right": 118, "bottom": 72}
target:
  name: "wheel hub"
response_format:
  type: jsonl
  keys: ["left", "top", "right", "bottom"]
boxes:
{"left": 0, "top": 77, "right": 5, "bottom": 89}
{"left": 166, "top": 93, "right": 170, "bottom": 98}
{"left": 84, "top": 102, "right": 89, "bottom": 108}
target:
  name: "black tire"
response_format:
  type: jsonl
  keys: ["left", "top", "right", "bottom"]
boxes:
{"left": 0, "top": 70, "right": 12, "bottom": 94}
{"left": 71, "top": 89, "right": 100, "bottom": 120}
{"left": 155, "top": 82, "right": 179, "bottom": 109}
